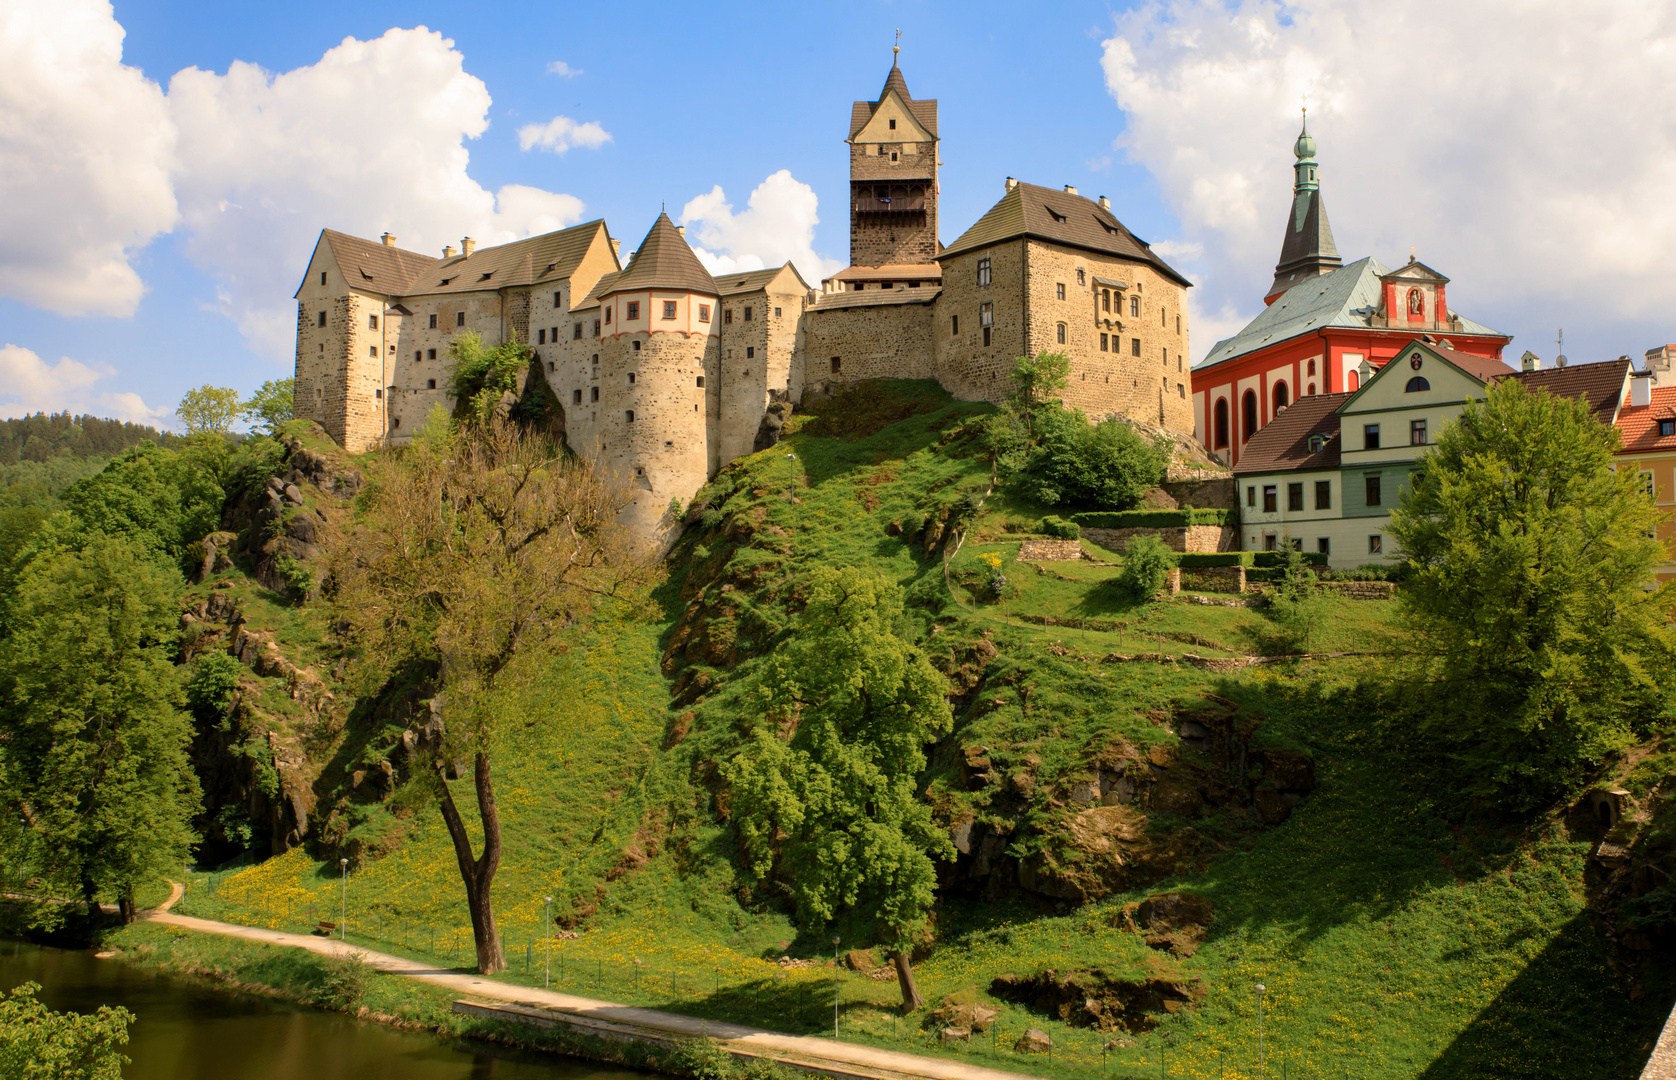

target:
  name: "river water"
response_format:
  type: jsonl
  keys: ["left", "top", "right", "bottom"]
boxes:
{"left": 0, "top": 939, "right": 644, "bottom": 1080}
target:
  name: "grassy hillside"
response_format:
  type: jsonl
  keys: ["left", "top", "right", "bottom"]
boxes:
{"left": 172, "top": 383, "right": 1671, "bottom": 1080}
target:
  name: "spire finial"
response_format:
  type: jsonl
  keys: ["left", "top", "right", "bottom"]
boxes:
{"left": 893, "top": 28, "right": 901, "bottom": 61}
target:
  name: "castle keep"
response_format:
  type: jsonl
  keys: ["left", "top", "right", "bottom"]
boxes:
{"left": 293, "top": 57, "right": 1195, "bottom": 536}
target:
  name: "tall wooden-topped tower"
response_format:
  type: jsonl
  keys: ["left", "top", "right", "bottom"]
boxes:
{"left": 847, "top": 44, "right": 939, "bottom": 268}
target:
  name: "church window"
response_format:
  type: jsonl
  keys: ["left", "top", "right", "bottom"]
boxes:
{"left": 744, "top": 306, "right": 753, "bottom": 321}
{"left": 456, "top": 311, "right": 465, "bottom": 327}
{"left": 1307, "top": 359, "right": 1316, "bottom": 375}
{"left": 980, "top": 303, "right": 993, "bottom": 327}
{"left": 1076, "top": 268, "right": 1086, "bottom": 286}
{"left": 318, "top": 311, "right": 327, "bottom": 328}
{"left": 746, "top": 347, "right": 755, "bottom": 359}
{"left": 696, "top": 376, "right": 705, "bottom": 388}
{"left": 320, "top": 271, "right": 327, "bottom": 286}
{"left": 1411, "top": 419, "right": 1427, "bottom": 445}
{"left": 951, "top": 315, "right": 959, "bottom": 335}
{"left": 1273, "top": 382, "right": 1289, "bottom": 412}
{"left": 663, "top": 301, "right": 677, "bottom": 319}
{"left": 573, "top": 390, "right": 582, "bottom": 404}
{"left": 1056, "top": 323, "right": 1066, "bottom": 345}
{"left": 1308, "top": 383, "right": 1316, "bottom": 395}
{"left": 831, "top": 357, "right": 841, "bottom": 374}
{"left": 538, "top": 329, "right": 546, "bottom": 344}
{"left": 1242, "top": 390, "right": 1258, "bottom": 442}
{"left": 1214, "top": 399, "right": 1230, "bottom": 448}
{"left": 1131, "top": 338, "right": 1141, "bottom": 357}
{"left": 626, "top": 410, "right": 635, "bottom": 423}
{"left": 627, "top": 302, "right": 640, "bottom": 320}
{"left": 1100, "top": 333, "right": 1108, "bottom": 351}
{"left": 977, "top": 259, "right": 992, "bottom": 287}
{"left": 1102, "top": 289, "right": 1111, "bottom": 312}
{"left": 1130, "top": 295, "right": 1140, "bottom": 317}
{"left": 429, "top": 314, "right": 437, "bottom": 329}
{"left": 1405, "top": 376, "right": 1430, "bottom": 392}
{"left": 1364, "top": 423, "right": 1380, "bottom": 449}
{"left": 591, "top": 387, "right": 599, "bottom": 402}
{"left": 1057, "top": 283, "right": 1066, "bottom": 301}
{"left": 369, "top": 314, "right": 378, "bottom": 330}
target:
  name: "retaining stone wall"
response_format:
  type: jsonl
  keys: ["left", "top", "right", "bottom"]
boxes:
{"left": 1016, "top": 539, "right": 1084, "bottom": 561}
{"left": 1084, "top": 524, "right": 1235, "bottom": 555}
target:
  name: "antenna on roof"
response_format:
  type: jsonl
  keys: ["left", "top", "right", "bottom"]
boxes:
{"left": 1555, "top": 328, "right": 1567, "bottom": 368}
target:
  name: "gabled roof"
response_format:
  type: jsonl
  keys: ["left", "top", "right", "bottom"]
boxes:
{"left": 601, "top": 213, "right": 718, "bottom": 298}
{"left": 808, "top": 286, "right": 941, "bottom": 312}
{"left": 1233, "top": 392, "right": 1350, "bottom": 475}
{"left": 300, "top": 222, "right": 610, "bottom": 299}
{"left": 1380, "top": 258, "right": 1450, "bottom": 285}
{"left": 1616, "top": 384, "right": 1676, "bottom": 452}
{"left": 849, "top": 62, "right": 938, "bottom": 139}
{"left": 1422, "top": 342, "right": 1520, "bottom": 384}
{"left": 1339, "top": 339, "right": 1516, "bottom": 413}
{"left": 1510, "top": 358, "right": 1630, "bottom": 427}
{"left": 575, "top": 270, "right": 622, "bottom": 310}
{"left": 937, "top": 182, "right": 1191, "bottom": 287}
{"left": 1200, "top": 258, "right": 1503, "bottom": 371}
{"left": 299, "top": 230, "right": 440, "bottom": 297}
{"left": 714, "top": 263, "right": 811, "bottom": 297}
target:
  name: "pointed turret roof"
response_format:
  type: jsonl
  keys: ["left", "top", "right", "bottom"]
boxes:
{"left": 601, "top": 213, "right": 718, "bottom": 298}
{"left": 1266, "top": 115, "right": 1341, "bottom": 302}
{"left": 850, "top": 59, "right": 938, "bottom": 139}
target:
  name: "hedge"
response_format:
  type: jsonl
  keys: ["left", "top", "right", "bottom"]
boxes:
{"left": 1177, "top": 552, "right": 1256, "bottom": 568}
{"left": 1070, "top": 508, "right": 1237, "bottom": 529}
{"left": 1245, "top": 567, "right": 1283, "bottom": 582}
{"left": 1040, "top": 516, "right": 1080, "bottom": 540}
{"left": 1251, "top": 550, "right": 1329, "bottom": 568}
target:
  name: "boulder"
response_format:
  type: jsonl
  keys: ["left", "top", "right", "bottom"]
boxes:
{"left": 1253, "top": 787, "right": 1292, "bottom": 824}
{"left": 1014, "top": 1028, "right": 1053, "bottom": 1053}
{"left": 1134, "top": 892, "right": 1214, "bottom": 933}
{"left": 844, "top": 948, "right": 880, "bottom": 973}
{"left": 933, "top": 999, "right": 998, "bottom": 1032}
{"left": 940, "top": 1027, "right": 971, "bottom": 1044}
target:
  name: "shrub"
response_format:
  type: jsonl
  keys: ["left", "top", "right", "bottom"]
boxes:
{"left": 185, "top": 651, "right": 244, "bottom": 725}
{"left": 313, "top": 951, "right": 371, "bottom": 1011}
{"left": 1039, "top": 516, "right": 1079, "bottom": 539}
{"left": 1177, "top": 552, "right": 1256, "bottom": 568}
{"left": 1115, "top": 535, "right": 1178, "bottom": 601}
{"left": 1016, "top": 411, "right": 1166, "bottom": 509}
{"left": 1263, "top": 544, "right": 1324, "bottom": 651}
{"left": 699, "top": 509, "right": 725, "bottom": 532}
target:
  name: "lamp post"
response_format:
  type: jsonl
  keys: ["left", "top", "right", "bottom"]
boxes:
{"left": 339, "top": 858, "right": 348, "bottom": 940}
{"left": 831, "top": 935, "right": 841, "bottom": 1039}
{"left": 1255, "top": 983, "right": 1267, "bottom": 1080}
{"left": 785, "top": 452, "right": 797, "bottom": 501}
{"left": 544, "top": 896, "right": 553, "bottom": 989}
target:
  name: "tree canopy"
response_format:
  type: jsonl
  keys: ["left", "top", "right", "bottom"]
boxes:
{"left": 1387, "top": 378, "right": 1675, "bottom": 809}
{"left": 722, "top": 566, "right": 953, "bottom": 1009}
{"left": 240, "top": 379, "right": 295, "bottom": 437}
{"left": 0, "top": 981, "right": 131, "bottom": 1080}
{"left": 175, "top": 386, "right": 241, "bottom": 437}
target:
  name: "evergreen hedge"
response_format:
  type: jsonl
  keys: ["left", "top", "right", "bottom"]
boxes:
{"left": 1070, "top": 508, "right": 1236, "bottom": 529}
{"left": 1177, "top": 552, "right": 1256, "bottom": 568}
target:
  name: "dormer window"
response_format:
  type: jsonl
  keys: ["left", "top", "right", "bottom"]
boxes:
{"left": 1047, "top": 207, "right": 1067, "bottom": 223}
{"left": 1662, "top": 419, "right": 1675, "bottom": 437}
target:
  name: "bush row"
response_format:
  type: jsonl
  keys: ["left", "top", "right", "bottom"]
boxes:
{"left": 1177, "top": 552, "right": 1255, "bottom": 568}
{"left": 1070, "top": 508, "right": 1237, "bottom": 529}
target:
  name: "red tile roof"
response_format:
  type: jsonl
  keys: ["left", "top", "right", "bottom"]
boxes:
{"left": 1232, "top": 392, "right": 1352, "bottom": 475}
{"left": 1614, "top": 384, "right": 1676, "bottom": 453}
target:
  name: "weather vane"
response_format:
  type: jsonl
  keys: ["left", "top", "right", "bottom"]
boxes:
{"left": 894, "top": 29, "right": 901, "bottom": 57}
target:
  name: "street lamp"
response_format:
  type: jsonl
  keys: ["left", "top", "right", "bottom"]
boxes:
{"left": 544, "top": 896, "right": 553, "bottom": 989}
{"left": 339, "top": 858, "right": 348, "bottom": 941}
{"left": 1255, "top": 982, "right": 1267, "bottom": 1080}
{"left": 831, "top": 935, "right": 841, "bottom": 1039}
{"left": 785, "top": 453, "right": 797, "bottom": 500}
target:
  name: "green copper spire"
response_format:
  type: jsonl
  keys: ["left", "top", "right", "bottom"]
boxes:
{"left": 1292, "top": 111, "right": 1319, "bottom": 192}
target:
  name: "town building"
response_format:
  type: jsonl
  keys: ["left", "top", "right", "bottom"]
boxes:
{"left": 1613, "top": 373, "right": 1676, "bottom": 582}
{"left": 1192, "top": 118, "right": 1511, "bottom": 467}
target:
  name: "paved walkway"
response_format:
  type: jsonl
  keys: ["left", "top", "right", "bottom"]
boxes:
{"left": 138, "top": 893, "right": 1042, "bottom": 1080}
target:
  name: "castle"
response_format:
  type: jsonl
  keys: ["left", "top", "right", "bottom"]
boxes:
{"left": 292, "top": 54, "right": 1195, "bottom": 535}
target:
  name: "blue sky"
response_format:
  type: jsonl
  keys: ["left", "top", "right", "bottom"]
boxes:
{"left": 4, "top": 1, "right": 1675, "bottom": 428}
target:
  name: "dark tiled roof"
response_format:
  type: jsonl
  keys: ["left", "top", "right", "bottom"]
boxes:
{"left": 1233, "top": 392, "right": 1350, "bottom": 475}
{"left": 714, "top": 265, "right": 813, "bottom": 296}
{"left": 309, "top": 230, "right": 439, "bottom": 296}
{"left": 937, "top": 182, "right": 1191, "bottom": 287}
{"left": 575, "top": 270, "right": 622, "bottom": 309}
{"left": 1616, "top": 384, "right": 1676, "bottom": 451}
{"left": 310, "top": 222, "right": 609, "bottom": 299}
{"left": 1507, "top": 358, "right": 1630, "bottom": 427}
{"left": 808, "top": 286, "right": 941, "bottom": 312}
{"left": 848, "top": 63, "right": 938, "bottom": 138}
{"left": 1420, "top": 342, "right": 1518, "bottom": 383}
{"left": 601, "top": 214, "right": 718, "bottom": 298}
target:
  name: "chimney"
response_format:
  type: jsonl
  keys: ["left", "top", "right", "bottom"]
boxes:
{"left": 443, "top": 245, "right": 456, "bottom": 258}
{"left": 1004, "top": 177, "right": 1017, "bottom": 192}
{"left": 610, "top": 238, "right": 623, "bottom": 263}
{"left": 1520, "top": 350, "right": 1540, "bottom": 372}
{"left": 380, "top": 232, "right": 396, "bottom": 247}
{"left": 461, "top": 237, "right": 476, "bottom": 256}
{"left": 1632, "top": 370, "right": 1653, "bottom": 408}
{"left": 676, "top": 226, "right": 686, "bottom": 239}
{"left": 1098, "top": 196, "right": 1111, "bottom": 211}
{"left": 1063, "top": 184, "right": 1078, "bottom": 195}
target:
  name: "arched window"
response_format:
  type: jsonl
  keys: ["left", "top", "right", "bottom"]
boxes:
{"left": 1307, "top": 359, "right": 1316, "bottom": 376}
{"left": 1307, "top": 383, "right": 1316, "bottom": 396}
{"left": 1242, "top": 390, "right": 1258, "bottom": 442}
{"left": 1273, "top": 382, "right": 1289, "bottom": 412}
{"left": 1214, "top": 398, "right": 1229, "bottom": 448}
{"left": 1348, "top": 371, "right": 1359, "bottom": 391}
{"left": 1405, "top": 376, "right": 1430, "bottom": 392}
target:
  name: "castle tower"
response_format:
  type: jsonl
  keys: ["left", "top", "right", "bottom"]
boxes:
{"left": 847, "top": 51, "right": 939, "bottom": 267}
{"left": 597, "top": 213, "right": 720, "bottom": 540}
{"left": 1264, "top": 113, "right": 1342, "bottom": 304}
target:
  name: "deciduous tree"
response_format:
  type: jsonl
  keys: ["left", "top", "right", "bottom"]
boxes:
{"left": 175, "top": 386, "right": 241, "bottom": 438}
{"left": 722, "top": 567, "right": 953, "bottom": 1010}
{"left": 0, "top": 981, "right": 131, "bottom": 1080}
{"left": 240, "top": 379, "right": 294, "bottom": 437}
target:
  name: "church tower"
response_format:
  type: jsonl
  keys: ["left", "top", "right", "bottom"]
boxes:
{"left": 1264, "top": 114, "right": 1342, "bottom": 304}
{"left": 847, "top": 48, "right": 939, "bottom": 267}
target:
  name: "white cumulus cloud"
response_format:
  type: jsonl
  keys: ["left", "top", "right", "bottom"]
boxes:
{"left": 0, "top": 0, "right": 178, "bottom": 317}
{"left": 679, "top": 171, "right": 843, "bottom": 284}
{"left": 517, "top": 115, "right": 612, "bottom": 154}
{"left": 1101, "top": 0, "right": 1676, "bottom": 360}
{"left": 166, "top": 26, "right": 590, "bottom": 358}
{"left": 546, "top": 60, "right": 582, "bottom": 78}
{"left": 0, "top": 344, "right": 170, "bottom": 425}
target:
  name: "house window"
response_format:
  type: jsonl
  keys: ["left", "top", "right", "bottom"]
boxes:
{"left": 1365, "top": 475, "right": 1382, "bottom": 505}
{"left": 1162, "top": 307, "right": 1167, "bottom": 327}
{"left": 456, "top": 311, "right": 465, "bottom": 327}
{"left": 605, "top": 307, "right": 613, "bottom": 324}
{"left": 1247, "top": 485, "right": 1256, "bottom": 507}
{"left": 1364, "top": 424, "right": 1380, "bottom": 450}
{"left": 369, "top": 314, "right": 378, "bottom": 330}
{"left": 1243, "top": 391, "right": 1258, "bottom": 441}
{"left": 982, "top": 327, "right": 992, "bottom": 347}
{"left": 1214, "top": 399, "right": 1230, "bottom": 448}
{"left": 1273, "top": 382, "right": 1289, "bottom": 412}
{"left": 318, "top": 311, "right": 327, "bottom": 328}
{"left": 1405, "top": 376, "right": 1430, "bottom": 392}
{"left": 744, "top": 306, "right": 753, "bottom": 321}
{"left": 1369, "top": 534, "right": 1383, "bottom": 555}
{"left": 663, "top": 301, "right": 678, "bottom": 319}
{"left": 977, "top": 258, "right": 992, "bottom": 286}
{"left": 1641, "top": 470, "right": 1655, "bottom": 496}
{"left": 429, "top": 314, "right": 438, "bottom": 329}
{"left": 1264, "top": 533, "right": 1278, "bottom": 551}
{"left": 830, "top": 357, "right": 841, "bottom": 374}
{"left": 1411, "top": 419, "right": 1427, "bottom": 445}
{"left": 980, "top": 302, "right": 993, "bottom": 326}
{"left": 1318, "top": 537, "right": 1330, "bottom": 556}
{"left": 538, "top": 329, "right": 546, "bottom": 344}
{"left": 1056, "top": 323, "right": 1066, "bottom": 345}
{"left": 414, "top": 350, "right": 421, "bottom": 361}
{"left": 625, "top": 410, "right": 635, "bottom": 423}
{"left": 427, "top": 378, "right": 437, "bottom": 389}
{"left": 554, "top": 292, "right": 562, "bottom": 307}
{"left": 696, "top": 376, "right": 705, "bottom": 388}
{"left": 1100, "top": 333, "right": 1109, "bottom": 351}
{"left": 1130, "top": 295, "right": 1140, "bottom": 317}
{"left": 375, "top": 387, "right": 382, "bottom": 399}
{"left": 593, "top": 320, "right": 601, "bottom": 336}
{"left": 320, "top": 271, "right": 327, "bottom": 286}
{"left": 1132, "top": 338, "right": 1141, "bottom": 357}
{"left": 889, "top": 118, "right": 896, "bottom": 130}
{"left": 1057, "top": 283, "right": 1066, "bottom": 300}
{"left": 1288, "top": 483, "right": 1304, "bottom": 512}
{"left": 1315, "top": 480, "right": 1331, "bottom": 509}
{"left": 1102, "top": 289, "right": 1111, "bottom": 312}
{"left": 627, "top": 302, "right": 640, "bottom": 320}
{"left": 369, "top": 346, "right": 377, "bottom": 357}
{"left": 591, "top": 387, "right": 599, "bottom": 402}
{"left": 573, "top": 389, "right": 582, "bottom": 404}
{"left": 1263, "top": 485, "right": 1277, "bottom": 513}
{"left": 746, "top": 347, "right": 755, "bottom": 359}
{"left": 427, "top": 349, "right": 436, "bottom": 360}
{"left": 1076, "top": 268, "right": 1086, "bottom": 286}
{"left": 951, "top": 315, "right": 959, "bottom": 335}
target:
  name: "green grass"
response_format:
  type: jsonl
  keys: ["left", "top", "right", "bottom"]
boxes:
{"left": 162, "top": 380, "right": 1667, "bottom": 1080}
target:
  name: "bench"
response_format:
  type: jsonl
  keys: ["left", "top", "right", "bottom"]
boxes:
{"left": 315, "top": 921, "right": 337, "bottom": 936}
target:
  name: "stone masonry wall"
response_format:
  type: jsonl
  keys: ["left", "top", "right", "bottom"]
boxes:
{"left": 718, "top": 292, "right": 771, "bottom": 469}
{"left": 1016, "top": 539, "right": 1084, "bottom": 561}
{"left": 796, "top": 299, "right": 937, "bottom": 391}
{"left": 601, "top": 327, "right": 716, "bottom": 540}
{"left": 1083, "top": 524, "right": 1234, "bottom": 554}
{"left": 934, "top": 243, "right": 1027, "bottom": 403}
{"left": 849, "top": 140, "right": 937, "bottom": 266}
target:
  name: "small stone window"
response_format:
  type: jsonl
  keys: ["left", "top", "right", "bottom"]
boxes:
{"left": 538, "top": 329, "right": 546, "bottom": 344}
{"left": 627, "top": 302, "right": 640, "bottom": 320}
{"left": 369, "top": 346, "right": 377, "bottom": 357}
{"left": 455, "top": 311, "right": 465, "bottom": 327}
{"left": 320, "top": 271, "right": 327, "bottom": 286}
{"left": 368, "top": 314, "right": 378, "bottom": 330}
{"left": 554, "top": 292, "right": 562, "bottom": 307}
{"left": 427, "top": 349, "right": 436, "bottom": 360}
{"left": 983, "top": 327, "right": 992, "bottom": 347}
{"left": 375, "top": 388, "right": 382, "bottom": 399}
{"left": 1176, "top": 315, "right": 1181, "bottom": 334}
{"left": 429, "top": 314, "right": 438, "bottom": 329}
{"left": 830, "top": 357, "right": 841, "bottom": 374}
{"left": 951, "top": 315, "right": 959, "bottom": 335}
{"left": 663, "top": 301, "right": 678, "bottom": 319}
{"left": 698, "top": 304, "right": 711, "bottom": 323}
{"left": 1247, "top": 486, "right": 1256, "bottom": 507}
{"left": 696, "top": 376, "right": 705, "bottom": 388}
{"left": 724, "top": 309, "right": 733, "bottom": 324}
{"left": 1056, "top": 283, "right": 1066, "bottom": 300}
{"left": 632, "top": 340, "right": 641, "bottom": 352}
{"left": 977, "top": 259, "right": 992, "bottom": 287}
{"left": 574, "top": 323, "right": 583, "bottom": 339}
{"left": 427, "top": 379, "right": 437, "bottom": 389}
{"left": 744, "top": 306, "right": 754, "bottom": 322}
{"left": 1100, "top": 333, "right": 1109, "bottom": 352}
{"left": 628, "top": 372, "right": 636, "bottom": 384}
{"left": 746, "top": 347, "right": 755, "bottom": 359}
{"left": 1130, "top": 295, "right": 1140, "bottom": 317}
{"left": 1162, "top": 307, "right": 1167, "bottom": 328}
{"left": 980, "top": 302, "right": 993, "bottom": 327}
{"left": 1131, "top": 338, "right": 1141, "bottom": 357}
{"left": 548, "top": 362, "right": 554, "bottom": 373}
{"left": 573, "top": 389, "right": 582, "bottom": 404}
{"left": 413, "top": 350, "right": 421, "bottom": 361}
{"left": 774, "top": 307, "right": 782, "bottom": 317}
{"left": 318, "top": 310, "right": 327, "bottom": 328}
{"left": 1102, "top": 289, "right": 1111, "bottom": 313}
{"left": 591, "top": 387, "right": 599, "bottom": 402}
{"left": 1076, "top": 268, "right": 1086, "bottom": 286}
{"left": 625, "top": 410, "right": 635, "bottom": 423}
{"left": 593, "top": 320, "right": 600, "bottom": 336}
{"left": 888, "top": 118, "right": 896, "bottom": 129}
{"left": 1056, "top": 323, "right": 1066, "bottom": 345}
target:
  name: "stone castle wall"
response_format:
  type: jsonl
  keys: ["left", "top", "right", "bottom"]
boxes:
{"left": 795, "top": 297, "right": 938, "bottom": 391}
{"left": 600, "top": 327, "right": 717, "bottom": 539}
{"left": 935, "top": 242, "right": 1027, "bottom": 403}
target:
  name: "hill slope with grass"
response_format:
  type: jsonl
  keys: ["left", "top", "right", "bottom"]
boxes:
{"left": 74, "top": 383, "right": 1676, "bottom": 1080}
